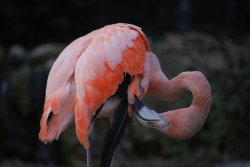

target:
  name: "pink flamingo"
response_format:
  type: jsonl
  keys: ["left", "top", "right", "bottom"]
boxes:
{"left": 39, "top": 23, "right": 212, "bottom": 167}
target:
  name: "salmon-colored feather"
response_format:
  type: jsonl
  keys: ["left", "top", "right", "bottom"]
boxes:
{"left": 39, "top": 31, "right": 97, "bottom": 142}
{"left": 39, "top": 23, "right": 150, "bottom": 148}
{"left": 74, "top": 24, "right": 149, "bottom": 148}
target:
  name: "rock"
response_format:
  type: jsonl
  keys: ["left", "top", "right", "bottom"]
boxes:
{"left": 29, "top": 43, "right": 65, "bottom": 70}
{"left": 8, "top": 45, "right": 26, "bottom": 59}
{"left": 7, "top": 45, "right": 27, "bottom": 67}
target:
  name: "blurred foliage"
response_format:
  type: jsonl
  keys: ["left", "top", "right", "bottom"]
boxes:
{"left": 124, "top": 33, "right": 250, "bottom": 166}
{"left": 163, "top": 34, "right": 250, "bottom": 166}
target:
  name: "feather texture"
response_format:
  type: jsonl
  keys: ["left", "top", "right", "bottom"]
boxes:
{"left": 39, "top": 23, "right": 150, "bottom": 149}
{"left": 74, "top": 24, "right": 149, "bottom": 148}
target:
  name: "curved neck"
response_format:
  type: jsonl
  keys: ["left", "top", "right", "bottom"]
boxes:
{"left": 170, "top": 71, "right": 212, "bottom": 115}
{"left": 149, "top": 70, "right": 211, "bottom": 113}
{"left": 148, "top": 70, "right": 212, "bottom": 139}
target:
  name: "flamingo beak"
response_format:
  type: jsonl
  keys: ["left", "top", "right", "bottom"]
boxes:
{"left": 134, "top": 96, "right": 172, "bottom": 131}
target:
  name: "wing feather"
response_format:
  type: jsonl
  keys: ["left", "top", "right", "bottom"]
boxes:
{"left": 39, "top": 30, "right": 97, "bottom": 141}
{"left": 74, "top": 23, "right": 149, "bottom": 148}
{"left": 40, "top": 23, "right": 150, "bottom": 147}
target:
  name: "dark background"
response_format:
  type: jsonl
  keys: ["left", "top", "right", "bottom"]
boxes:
{"left": 0, "top": 0, "right": 250, "bottom": 167}
{"left": 1, "top": 0, "right": 250, "bottom": 47}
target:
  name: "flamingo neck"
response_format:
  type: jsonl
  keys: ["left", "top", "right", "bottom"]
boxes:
{"left": 174, "top": 71, "right": 211, "bottom": 115}
{"left": 158, "top": 71, "right": 212, "bottom": 139}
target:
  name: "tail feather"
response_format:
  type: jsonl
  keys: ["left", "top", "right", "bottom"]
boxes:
{"left": 75, "top": 98, "right": 91, "bottom": 149}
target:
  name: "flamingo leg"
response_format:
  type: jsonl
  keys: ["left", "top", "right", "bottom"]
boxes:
{"left": 100, "top": 97, "right": 130, "bottom": 167}
{"left": 87, "top": 148, "right": 92, "bottom": 167}
{"left": 87, "top": 137, "right": 92, "bottom": 167}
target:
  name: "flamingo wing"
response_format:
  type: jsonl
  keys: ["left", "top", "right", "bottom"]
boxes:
{"left": 74, "top": 23, "right": 149, "bottom": 148}
{"left": 39, "top": 30, "right": 97, "bottom": 141}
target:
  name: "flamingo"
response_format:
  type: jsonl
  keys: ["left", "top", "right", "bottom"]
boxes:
{"left": 39, "top": 23, "right": 212, "bottom": 167}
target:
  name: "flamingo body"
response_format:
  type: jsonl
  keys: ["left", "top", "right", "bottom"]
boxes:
{"left": 39, "top": 23, "right": 212, "bottom": 167}
{"left": 39, "top": 23, "right": 150, "bottom": 148}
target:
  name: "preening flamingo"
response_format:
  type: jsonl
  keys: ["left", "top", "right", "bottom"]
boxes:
{"left": 39, "top": 23, "right": 212, "bottom": 167}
